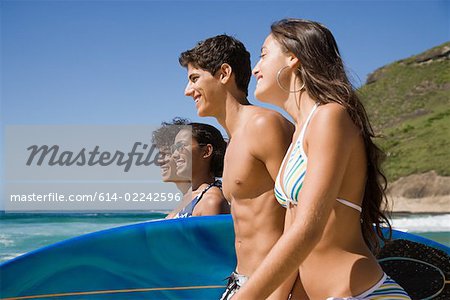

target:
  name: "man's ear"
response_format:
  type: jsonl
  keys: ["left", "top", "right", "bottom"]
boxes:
{"left": 218, "top": 63, "right": 233, "bottom": 84}
{"left": 203, "top": 144, "right": 213, "bottom": 159}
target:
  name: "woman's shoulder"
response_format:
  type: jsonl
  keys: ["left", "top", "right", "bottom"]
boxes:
{"left": 201, "top": 185, "right": 225, "bottom": 202}
{"left": 300, "top": 102, "right": 361, "bottom": 155}
{"left": 315, "top": 102, "right": 348, "bottom": 118}
{"left": 194, "top": 184, "right": 229, "bottom": 215}
{"left": 312, "top": 102, "right": 358, "bottom": 134}
{"left": 199, "top": 183, "right": 227, "bottom": 207}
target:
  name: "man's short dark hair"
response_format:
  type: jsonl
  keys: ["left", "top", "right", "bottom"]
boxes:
{"left": 152, "top": 117, "right": 190, "bottom": 148}
{"left": 179, "top": 34, "right": 251, "bottom": 96}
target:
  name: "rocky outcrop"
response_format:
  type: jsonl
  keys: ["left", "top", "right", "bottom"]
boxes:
{"left": 366, "top": 42, "right": 450, "bottom": 84}
{"left": 386, "top": 171, "right": 450, "bottom": 212}
{"left": 410, "top": 45, "right": 450, "bottom": 65}
{"left": 366, "top": 66, "right": 387, "bottom": 84}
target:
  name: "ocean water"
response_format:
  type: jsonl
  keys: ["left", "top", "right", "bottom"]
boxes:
{"left": 0, "top": 212, "right": 449, "bottom": 263}
{"left": 0, "top": 212, "right": 166, "bottom": 263}
{"left": 390, "top": 213, "right": 450, "bottom": 246}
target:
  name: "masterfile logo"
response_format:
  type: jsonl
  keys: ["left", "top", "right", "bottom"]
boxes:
{"left": 4, "top": 125, "right": 190, "bottom": 211}
{"left": 26, "top": 142, "right": 160, "bottom": 172}
{"left": 6, "top": 125, "right": 190, "bottom": 180}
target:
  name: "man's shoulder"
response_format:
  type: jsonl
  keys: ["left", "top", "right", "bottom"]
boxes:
{"left": 244, "top": 106, "right": 293, "bottom": 133}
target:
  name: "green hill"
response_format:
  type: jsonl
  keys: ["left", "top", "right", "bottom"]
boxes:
{"left": 358, "top": 42, "right": 450, "bottom": 181}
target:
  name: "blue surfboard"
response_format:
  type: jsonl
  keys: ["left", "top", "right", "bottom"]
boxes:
{"left": 0, "top": 215, "right": 449, "bottom": 300}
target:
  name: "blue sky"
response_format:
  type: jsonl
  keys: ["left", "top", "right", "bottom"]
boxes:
{"left": 2, "top": 0, "right": 449, "bottom": 130}
{"left": 1, "top": 0, "right": 449, "bottom": 210}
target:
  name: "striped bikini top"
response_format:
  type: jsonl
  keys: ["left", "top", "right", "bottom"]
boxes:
{"left": 274, "top": 104, "right": 362, "bottom": 213}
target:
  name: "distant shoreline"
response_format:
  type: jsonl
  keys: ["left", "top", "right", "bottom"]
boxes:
{"left": 391, "top": 211, "right": 450, "bottom": 216}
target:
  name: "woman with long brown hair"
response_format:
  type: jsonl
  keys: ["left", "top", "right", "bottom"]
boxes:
{"left": 232, "top": 19, "right": 410, "bottom": 299}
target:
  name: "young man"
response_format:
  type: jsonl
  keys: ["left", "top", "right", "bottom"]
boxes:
{"left": 152, "top": 118, "right": 192, "bottom": 195}
{"left": 179, "top": 35, "right": 295, "bottom": 299}
{"left": 152, "top": 118, "right": 192, "bottom": 217}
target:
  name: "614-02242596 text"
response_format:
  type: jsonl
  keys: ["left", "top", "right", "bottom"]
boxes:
{"left": 9, "top": 192, "right": 183, "bottom": 203}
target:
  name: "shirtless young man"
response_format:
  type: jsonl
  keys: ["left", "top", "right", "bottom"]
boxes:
{"left": 179, "top": 35, "right": 295, "bottom": 299}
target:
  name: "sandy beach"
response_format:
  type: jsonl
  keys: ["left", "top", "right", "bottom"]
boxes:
{"left": 390, "top": 195, "right": 450, "bottom": 213}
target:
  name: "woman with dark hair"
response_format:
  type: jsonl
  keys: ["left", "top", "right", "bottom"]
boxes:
{"left": 167, "top": 122, "right": 230, "bottom": 218}
{"left": 232, "top": 19, "right": 410, "bottom": 299}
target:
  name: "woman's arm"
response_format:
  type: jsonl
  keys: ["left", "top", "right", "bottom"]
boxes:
{"left": 232, "top": 104, "right": 359, "bottom": 300}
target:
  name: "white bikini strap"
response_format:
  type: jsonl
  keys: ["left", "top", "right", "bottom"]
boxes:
{"left": 354, "top": 273, "right": 387, "bottom": 298}
{"left": 336, "top": 198, "right": 362, "bottom": 213}
{"left": 299, "top": 103, "right": 319, "bottom": 144}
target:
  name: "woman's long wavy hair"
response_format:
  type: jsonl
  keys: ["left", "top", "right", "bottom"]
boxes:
{"left": 271, "top": 18, "right": 391, "bottom": 253}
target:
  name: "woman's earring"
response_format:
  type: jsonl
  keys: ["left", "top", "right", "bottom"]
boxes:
{"left": 276, "top": 66, "right": 305, "bottom": 93}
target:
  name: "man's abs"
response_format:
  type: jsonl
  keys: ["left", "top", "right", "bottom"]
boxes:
{"left": 230, "top": 191, "right": 285, "bottom": 275}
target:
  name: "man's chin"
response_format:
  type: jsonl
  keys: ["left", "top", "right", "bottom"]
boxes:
{"left": 176, "top": 169, "right": 191, "bottom": 180}
{"left": 161, "top": 177, "right": 170, "bottom": 182}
